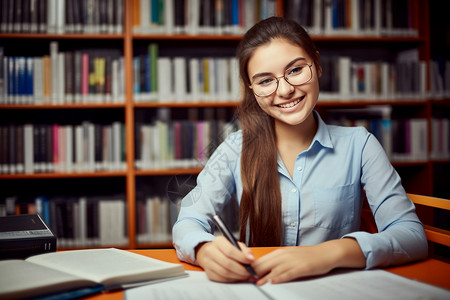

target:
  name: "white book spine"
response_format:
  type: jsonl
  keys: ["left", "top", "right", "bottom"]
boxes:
{"left": 112, "top": 59, "right": 119, "bottom": 103}
{"left": 112, "top": 122, "right": 121, "bottom": 170}
{"left": 58, "top": 53, "right": 65, "bottom": 104}
{"left": 338, "top": 57, "right": 351, "bottom": 98}
{"left": 165, "top": 0, "right": 174, "bottom": 34}
{"left": 66, "top": 125, "right": 73, "bottom": 172}
{"left": 187, "top": 0, "right": 200, "bottom": 34}
{"left": 50, "top": 42, "right": 59, "bottom": 104}
{"left": 47, "top": 0, "right": 57, "bottom": 33}
{"left": 24, "top": 124, "right": 34, "bottom": 174}
{"left": 56, "top": 0, "right": 65, "bottom": 34}
{"left": 140, "top": 0, "right": 150, "bottom": 33}
{"left": 157, "top": 57, "right": 173, "bottom": 102}
{"left": 230, "top": 57, "right": 240, "bottom": 101}
{"left": 173, "top": 57, "right": 186, "bottom": 102}
{"left": 189, "top": 58, "right": 199, "bottom": 101}
{"left": 88, "top": 122, "right": 95, "bottom": 171}
{"left": 75, "top": 125, "right": 83, "bottom": 172}
{"left": 99, "top": 200, "right": 110, "bottom": 245}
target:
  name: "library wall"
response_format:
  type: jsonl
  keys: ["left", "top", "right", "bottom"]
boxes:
{"left": 0, "top": 0, "right": 448, "bottom": 250}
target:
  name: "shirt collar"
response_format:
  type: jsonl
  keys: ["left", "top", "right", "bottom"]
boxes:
{"left": 312, "top": 110, "right": 333, "bottom": 150}
{"left": 276, "top": 111, "right": 334, "bottom": 173}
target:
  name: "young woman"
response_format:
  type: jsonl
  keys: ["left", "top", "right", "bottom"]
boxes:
{"left": 172, "top": 17, "right": 428, "bottom": 286}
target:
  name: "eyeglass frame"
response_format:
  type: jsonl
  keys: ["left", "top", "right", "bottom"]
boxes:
{"left": 249, "top": 63, "right": 314, "bottom": 97}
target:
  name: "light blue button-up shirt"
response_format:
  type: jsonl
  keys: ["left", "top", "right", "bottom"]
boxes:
{"left": 172, "top": 112, "right": 428, "bottom": 269}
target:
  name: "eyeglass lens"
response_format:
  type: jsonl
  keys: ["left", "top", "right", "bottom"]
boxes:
{"left": 251, "top": 64, "right": 312, "bottom": 97}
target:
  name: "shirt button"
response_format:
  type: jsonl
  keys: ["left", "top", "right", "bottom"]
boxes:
{"left": 291, "top": 188, "right": 297, "bottom": 193}
{"left": 291, "top": 222, "right": 296, "bottom": 227}
{"left": 297, "top": 166, "right": 302, "bottom": 171}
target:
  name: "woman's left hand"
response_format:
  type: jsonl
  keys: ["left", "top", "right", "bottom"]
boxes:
{"left": 252, "top": 238, "right": 366, "bottom": 285}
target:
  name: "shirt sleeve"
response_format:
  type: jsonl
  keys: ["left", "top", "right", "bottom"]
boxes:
{"left": 172, "top": 131, "right": 241, "bottom": 265}
{"left": 343, "top": 130, "right": 428, "bottom": 269}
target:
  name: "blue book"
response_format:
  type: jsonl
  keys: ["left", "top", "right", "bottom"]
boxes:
{"left": 231, "top": 0, "right": 239, "bottom": 27}
{"left": 133, "top": 57, "right": 140, "bottom": 94}
{"left": 25, "top": 57, "right": 34, "bottom": 99}
{"left": 16, "top": 57, "right": 26, "bottom": 100}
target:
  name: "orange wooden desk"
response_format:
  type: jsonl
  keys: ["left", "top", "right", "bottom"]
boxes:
{"left": 88, "top": 247, "right": 450, "bottom": 299}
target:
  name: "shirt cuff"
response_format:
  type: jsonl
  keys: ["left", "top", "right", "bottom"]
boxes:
{"left": 174, "top": 231, "right": 216, "bottom": 265}
{"left": 342, "top": 231, "right": 392, "bottom": 269}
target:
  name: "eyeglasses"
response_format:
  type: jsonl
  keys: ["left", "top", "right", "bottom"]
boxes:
{"left": 249, "top": 64, "right": 313, "bottom": 97}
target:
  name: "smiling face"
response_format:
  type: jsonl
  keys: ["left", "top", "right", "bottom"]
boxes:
{"left": 247, "top": 38, "right": 320, "bottom": 128}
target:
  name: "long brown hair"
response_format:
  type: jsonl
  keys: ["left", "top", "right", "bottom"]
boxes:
{"left": 236, "top": 17, "right": 321, "bottom": 246}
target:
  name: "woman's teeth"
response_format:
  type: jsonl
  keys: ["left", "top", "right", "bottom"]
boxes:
{"left": 278, "top": 98, "right": 301, "bottom": 108}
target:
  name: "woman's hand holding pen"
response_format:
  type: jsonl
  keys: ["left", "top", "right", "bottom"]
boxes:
{"left": 196, "top": 236, "right": 256, "bottom": 283}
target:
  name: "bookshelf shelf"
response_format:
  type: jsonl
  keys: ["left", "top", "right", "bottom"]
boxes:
{"left": 134, "top": 101, "right": 239, "bottom": 108}
{"left": 2, "top": 0, "right": 447, "bottom": 250}
{"left": 0, "top": 171, "right": 128, "bottom": 179}
{"left": 0, "top": 33, "right": 125, "bottom": 40}
{"left": 132, "top": 34, "right": 243, "bottom": 41}
{"left": 312, "top": 36, "right": 427, "bottom": 43}
{"left": 0, "top": 104, "right": 126, "bottom": 109}
{"left": 317, "top": 100, "right": 429, "bottom": 107}
{"left": 131, "top": 34, "right": 427, "bottom": 44}
{"left": 136, "top": 242, "right": 173, "bottom": 249}
{"left": 135, "top": 168, "right": 202, "bottom": 176}
{"left": 392, "top": 161, "right": 430, "bottom": 167}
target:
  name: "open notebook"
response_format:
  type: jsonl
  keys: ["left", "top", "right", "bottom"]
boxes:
{"left": 0, "top": 248, "right": 186, "bottom": 299}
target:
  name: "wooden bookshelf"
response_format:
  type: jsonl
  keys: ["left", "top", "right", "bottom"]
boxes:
{"left": 1, "top": 0, "right": 448, "bottom": 250}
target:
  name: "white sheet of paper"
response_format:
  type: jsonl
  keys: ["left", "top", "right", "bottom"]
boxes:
{"left": 124, "top": 271, "right": 268, "bottom": 300}
{"left": 259, "top": 269, "right": 450, "bottom": 300}
{"left": 124, "top": 269, "right": 450, "bottom": 300}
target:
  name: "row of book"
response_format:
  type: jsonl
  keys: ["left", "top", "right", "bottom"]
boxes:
{"left": 0, "top": 44, "right": 126, "bottom": 105}
{"left": 0, "top": 121, "right": 126, "bottom": 174}
{"left": 0, "top": 0, "right": 124, "bottom": 34}
{"left": 1, "top": 195, "right": 128, "bottom": 248}
{"left": 133, "top": 44, "right": 241, "bottom": 103}
{"left": 286, "top": 0, "right": 419, "bottom": 37}
{"left": 136, "top": 196, "right": 179, "bottom": 243}
{"left": 1, "top": 44, "right": 438, "bottom": 106}
{"left": 133, "top": 0, "right": 276, "bottom": 35}
{"left": 135, "top": 118, "right": 239, "bottom": 170}
{"left": 318, "top": 55, "right": 427, "bottom": 101}
{"left": 325, "top": 106, "right": 428, "bottom": 162}
{"left": 430, "top": 118, "right": 450, "bottom": 160}
{"left": 136, "top": 193, "right": 240, "bottom": 244}
{"left": 429, "top": 60, "right": 450, "bottom": 99}
{"left": 132, "top": 0, "right": 419, "bottom": 37}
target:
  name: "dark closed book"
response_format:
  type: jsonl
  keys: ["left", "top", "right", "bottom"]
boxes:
{"left": 0, "top": 214, "right": 56, "bottom": 259}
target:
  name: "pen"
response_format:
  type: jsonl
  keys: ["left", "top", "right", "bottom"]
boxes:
{"left": 212, "top": 215, "right": 258, "bottom": 279}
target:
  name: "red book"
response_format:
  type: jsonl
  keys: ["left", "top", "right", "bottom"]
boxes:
{"left": 81, "top": 53, "right": 89, "bottom": 97}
